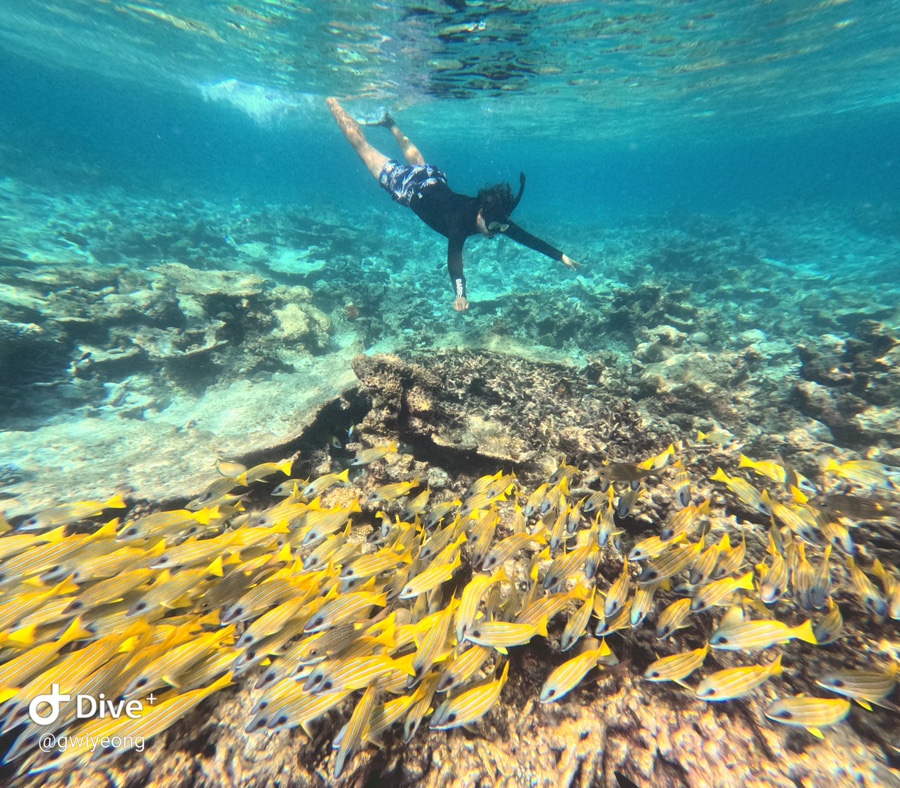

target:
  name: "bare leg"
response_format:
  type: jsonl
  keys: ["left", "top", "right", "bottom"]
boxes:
{"left": 326, "top": 98, "right": 389, "bottom": 180}
{"left": 387, "top": 122, "right": 425, "bottom": 166}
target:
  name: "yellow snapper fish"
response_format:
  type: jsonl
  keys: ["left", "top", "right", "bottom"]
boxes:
{"left": 401, "top": 488, "right": 432, "bottom": 521}
{"left": 823, "top": 458, "right": 889, "bottom": 488}
{"left": 304, "top": 588, "right": 387, "bottom": 633}
{"left": 604, "top": 558, "right": 633, "bottom": 619}
{"left": 456, "top": 568, "right": 509, "bottom": 642}
{"left": 410, "top": 599, "right": 458, "bottom": 682}
{"left": 815, "top": 664, "right": 899, "bottom": 710}
{"left": 540, "top": 638, "right": 618, "bottom": 703}
{"left": 0, "top": 520, "right": 119, "bottom": 584}
{"left": 351, "top": 442, "right": 399, "bottom": 466}
{"left": 398, "top": 542, "right": 464, "bottom": 600}
{"left": 630, "top": 580, "right": 663, "bottom": 628}
{"left": 710, "top": 618, "right": 817, "bottom": 651}
{"left": 429, "top": 661, "right": 509, "bottom": 730}
{"left": 482, "top": 531, "right": 545, "bottom": 573}
{"left": 561, "top": 589, "right": 595, "bottom": 651}
{"left": 333, "top": 682, "right": 377, "bottom": 779}
{"left": 543, "top": 544, "right": 590, "bottom": 593}
{"left": 758, "top": 530, "right": 789, "bottom": 605}
{"left": 659, "top": 499, "right": 711, "bottom": 542}
{"left": 615, "top": 486, "right": 642, "bottom": 519}
{"left": 689, "top": 538, "right": 724, "bottom": 586}
{"left": 436, "top": 644, "right": 493, "bottom": 694}
{"left": 813, "top": 597, "right": 844, "bottom": 645}
{"left": 846, "top": 556, "right": 886, "bottom": 617}
{"left": 709, "top": 468, "right": 770, "bottom": 515}
{"left": 20, "top": 493, "right": 127, "bottom": 532}
{"left": 424, "top": 499, "right": 461, "bottom": 530}
{"left": 465, "top": 616, "right": 549, "bottom": 655}
{"left": 368, "top": 479, "right": 420, "bottom": 504}
{"left": 303, "top": 654, "right": 411, "bottom": 694}
{"left": 469, "top": 507, "right": 501, "bottom": 567}
{"left": 189, "top": 476, "right": 244, "bottom": 510}
{"left": 644, "top": 645, "right": 709, "bottom": 687}
{"left": 301, "top": 468, "right": 351, "bottom": 499}
{"left": 710, "top": 527, "right": 746, "bottom": 580}
{"left": 234, "top": 459, "right": 294, "bottom": 486}
{"left": 738, "top": 455, "right": 787, "bottom": 484}
{"left": 403, "top": 671, "right": 441, "bottom": 742}
{"left": 764, "top": 695, "right": 851, "bottom": 738}
{"left": 691, "top": 571, "right": 755, "bottom": 614}
{"left": 116, "top": 508, "right": 213, "bottom": 541}
{"left": 656, "top": 598, "right": 693, "bottom": 640}
{"left": 695, "top": 654, "right": 783, "bottom": 701}
{"left": 638, "top": 538, "right": 704, "bottom": 585}
{"left": 668, "top": 459, "right": 692, "bottom": 508}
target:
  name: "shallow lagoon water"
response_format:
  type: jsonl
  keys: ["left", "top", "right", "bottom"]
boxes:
{"left": 0, "top": 2, "right": 898, "bottom": 786}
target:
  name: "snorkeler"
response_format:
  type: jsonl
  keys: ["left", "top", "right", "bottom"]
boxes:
{"left": 326, "top": 98, "right": 580, "bottom": 312}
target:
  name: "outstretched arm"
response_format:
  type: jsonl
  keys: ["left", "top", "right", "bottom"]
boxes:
{"left": 447, "top": 236, "right": 469, "bottom": 312}
{"left": 503, "top": 221, "right": 580, "bottom": 269}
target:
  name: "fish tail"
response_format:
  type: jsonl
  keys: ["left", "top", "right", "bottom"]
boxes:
{"left": 792, "top": 619, "right": 818, "bottom": 644}
{"left": 104, "top": 492, "right": 128, "bottom": 509}
{"left": 278, "top": 459, "right": 294, "bottom": 476}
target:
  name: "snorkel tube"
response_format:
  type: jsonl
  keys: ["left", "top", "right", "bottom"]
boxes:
{"left": 510, "top": 172, "right": 526, "bottom": 214}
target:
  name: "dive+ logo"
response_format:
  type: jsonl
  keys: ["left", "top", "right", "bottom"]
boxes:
{"left": 28, "top": 685, "right": 146, "bottom": 725}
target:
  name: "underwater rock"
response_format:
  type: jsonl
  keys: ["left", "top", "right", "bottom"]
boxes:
{"left": 351, "top": 349, "right": 655, "bottom": 481}
{"left": 789, "top": 381, "right": 866, "bottom": 447}
{"left": 794, "top": 322, "right": 900, "bottom": 446}
{"left": 271, "top": 300, "right": 333, "bottom": 355}
{"left": 636, "top": 351, "right": 739, "bottom": 414}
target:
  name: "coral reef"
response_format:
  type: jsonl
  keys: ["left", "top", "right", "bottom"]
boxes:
{"left": 793, "top": 321, "right": 900, "bottom": 448}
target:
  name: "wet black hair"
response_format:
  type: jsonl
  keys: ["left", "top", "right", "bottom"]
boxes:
{"left": 478, "top": 172, "right": 526, "bottom": 224}
{"left": 478, "top": 182, "right": 515, "bottom": 224}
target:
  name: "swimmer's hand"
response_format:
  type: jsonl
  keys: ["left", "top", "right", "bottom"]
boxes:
{"left": 454, "top": 296, "right": 470, "bottom": 312}
{"left": 561, "top": 254, "right": 582, "bottom": 270}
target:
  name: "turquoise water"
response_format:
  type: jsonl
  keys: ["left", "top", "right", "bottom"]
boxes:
{"left": 0, "top": 3, "right": 899, "bottom": 786}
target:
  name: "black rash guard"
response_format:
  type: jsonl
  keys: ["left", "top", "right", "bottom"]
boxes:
{"left": 408, "top": 180, "right": 565, "bottom": 299}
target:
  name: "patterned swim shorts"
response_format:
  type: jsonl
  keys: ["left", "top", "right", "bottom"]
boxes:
{"left": 378, "top": 160, "right": 448, "bottom": 207}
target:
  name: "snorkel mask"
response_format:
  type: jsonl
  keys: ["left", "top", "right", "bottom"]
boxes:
{"left": 487, "top": 172, "right": 526, "bottom": 232}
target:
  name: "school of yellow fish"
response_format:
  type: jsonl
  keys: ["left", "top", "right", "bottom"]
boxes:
{"left": 1, "top": 435, "right": 898, "bottom": 778}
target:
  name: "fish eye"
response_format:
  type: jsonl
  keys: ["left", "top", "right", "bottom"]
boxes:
{"left": 471, "top": 630, "right": 481, "bottom": 638}
{"left": 649, "top": 672, "right": 660, "bottom": 679}
{"left": 312, "top": 616, "right": 324, "bottom": 627}
{"left": 323, "top": 680, "right": 333, "bottom": 690}
{"left": 774, "top": 710, "right": 792, "bottom": 719}
{"left": 698, "top": 687, "right": 712, "bottom": 697}
{"left": 276, "top": 715, "right": 287, "bottom": 726}
{"left": 446, "top": 713, "right": 457, "bottom": 723}
{"left": 717, "top": 637, "right": 728, "bottom": 644}
{"left": 547, "top": 688, "right": 557, "bottom": 698}
{"left": 248, "top": 648, "right": 257, "bottom": 659}
{"left": 135, "top": 602, "right": 147, "bottom": 612}
{"left": 136, "top": 678, "right": 147, "bottom": 688}
{"left": 832, "top": 679, "right": 844, "bottom": 688}
{"left": 259, "top": 700, "right": 270, "bottom": 710}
